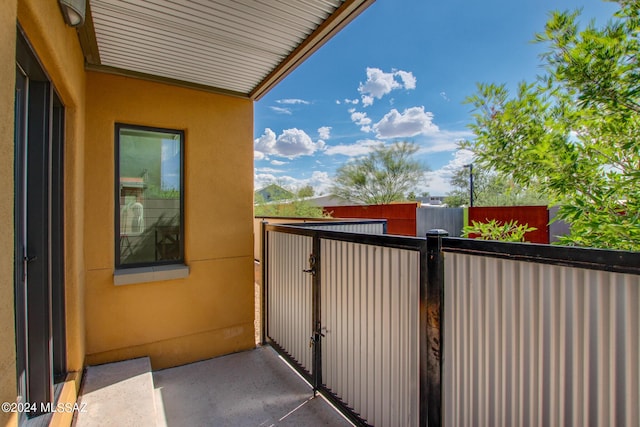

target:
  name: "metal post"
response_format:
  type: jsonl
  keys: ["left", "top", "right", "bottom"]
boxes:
{"left": 419, "top": 239, "right": 429, "bottom": 426}
{"left": 469, "top": 163, "right": 474, "bottom": 207}
{"left": 260, "top": 221, "right": 268, "bottom": 345}
{"left": 425, "top": 229, "right": 448, "bottom": 427}
{"left": 311, "top": 235, "right": 322, "bottom": 395}
{"left": 464, "top": 163, "right": 474, "bottom": 207}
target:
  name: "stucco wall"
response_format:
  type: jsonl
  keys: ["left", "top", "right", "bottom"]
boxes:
{"left": 0, "top": 1, "right": 18, "bottom": 425}
{"left": 1, "top": 0, "right": 87, "bottom": 423}
{"left": 84, "top": 71, "right": 255, "bottom": 369}
{"left": 18, "top": 0, "right": 88, "bottom": 382}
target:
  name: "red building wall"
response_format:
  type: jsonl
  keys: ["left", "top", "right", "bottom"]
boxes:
{"left": 468, "top": 206, "right": 549, "bottom": 244}
{"left": 323, "top": 203, "right": 418, "bottom": 236}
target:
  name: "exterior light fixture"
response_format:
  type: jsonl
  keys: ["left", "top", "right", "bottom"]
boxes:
{"left": 59, "top": 0, "right": 86, "bottom": 27}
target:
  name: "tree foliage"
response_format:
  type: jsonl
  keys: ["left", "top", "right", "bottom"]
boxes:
{"left": 254, "top": 185, "right": 326, "bottom": 218}
{"left": 445, "top": 164, "right": 548, "bottom": 207}
{"left": 464, "top": 2, "right": 640, "bottom": 250}
{"left": 297, "top": 185, "right": 315, "bottom": 198}
{"left": 330, "top": 142, "right": 429, "bottom": 205}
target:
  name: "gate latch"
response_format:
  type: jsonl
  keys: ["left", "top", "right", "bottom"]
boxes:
{"left": 309, "top": 330, "right": 325, "bottom": 348}
{"left": 302, "top": 253, "right": 316, "bottom": 275}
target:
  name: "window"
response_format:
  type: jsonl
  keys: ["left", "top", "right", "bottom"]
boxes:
{"left": 115, "top": 124, "right": 184, "bottom": 267}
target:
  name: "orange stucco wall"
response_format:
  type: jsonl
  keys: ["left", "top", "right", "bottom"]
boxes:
{"left": 2, "top": 0, "right": 88, "bottom": 424}
{"left": 17, "top": 0, "right": 88, "bottom": 382}
{"left": 2, "top": 3, "right": 256, "bottom": 424}
{"left": 2, "top": 1, "right": 256, "bottom": 423}
{"left": 84, "top": 72, "right": 255, "bottom": 369}
{"left": 0, "top": 1, "right": 18, "bottom": 425}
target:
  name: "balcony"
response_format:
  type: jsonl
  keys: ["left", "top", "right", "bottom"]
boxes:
{"left": 65, "top": 219, "right": 640, "bottom": 426}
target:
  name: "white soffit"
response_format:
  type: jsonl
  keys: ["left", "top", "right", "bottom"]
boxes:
{"left": 88, "top": 0, "right": 370, "bottom": 98}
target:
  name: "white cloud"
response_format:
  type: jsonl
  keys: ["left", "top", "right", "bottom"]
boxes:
{"left": 396, "top": 71, "right": 417, "bottom": 89}
{"left": 256, "top": 167, "right": 284, "bottom": 173}
{"left": 254, "top": 151, "right": 265, "bottom": 161}
{"left": 344, "top": 98, "right": 359, "bottom": 105}
{"left": 254, "top": 128, "right": 325, "bottom": 159}
{"left": 350, "top": 111, "right": 372, "bottom": 133}
{"left": 423, "top": 149, "right": 475, "bottom": 195}
{"left": 373, "top": 106, "right": 439, "bottom": 138}
{"left": 270, "top": 106, "right": 292, "bottom": 115}
{"left": 359, "top": 68, "right": 400, "bottom": 105}
{"left": 276, "top": 99, "right": 310, "bottom": 105}
{"left": 325, "top": 139, "right": 382, "bottom": 157}
{"left": 335, "top": 100, "right": 341, "bottom": 105}
{"left": 439, "top": 91, "right": 450, "bottom": 102}
{"left": 308, "top": 171, "right": 332, "bottom": 193}
{"left": 254, "top": 173, "right": 293, "bottom": 190}
{"left": 318, "top": 126, "right": 331, "bottom": 140}
{"left": 270, "top": 160, "right": 287, "bottom": 166}
{"left": 274, "top": 128, "right": 325, "bottom": 158}
{"left": 358, "top": 68, "right": 416, "bottom": 106}
{"left": 421, "top": 172, "right": 451, "bottom": 196}
{"left": 255, "top": 128, "right": 277, "bottom": 154}
{"left": 420, "top": 130, "right": 475, "bottom": 154}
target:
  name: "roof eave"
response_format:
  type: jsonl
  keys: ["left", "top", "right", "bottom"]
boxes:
{"left": 249, "top": 0, "right": 375, "bottom": 101}
{"left": 85, "top": 62, "right": 250, "bottom": 99}
{"left": 77, "top": 0, "right": 375, "bottom": 100}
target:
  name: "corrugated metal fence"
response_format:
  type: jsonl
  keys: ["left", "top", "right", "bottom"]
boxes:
{"left": 266, "top": 231, "right": 314, "bottom": 374}
{"left": 321, "top": 239, "right": 420, "bottom": 426}
{"left": 441, "top": 239, "right": 640, "bottom": 427}
{"left": 416, "top": 207, "right": 463, "bottom": 238}
{"left": 263, "top": 222, "right": 426, "bottom": 426}
{"left": 263, "top": 222, "right": 640, "bottom": 426}
{"left": 296, "top": 219, "right": 386, "bottom": 235}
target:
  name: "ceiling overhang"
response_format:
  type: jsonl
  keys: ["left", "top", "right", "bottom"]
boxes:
{"left": 78, "top": 0, "right": 374, "bottom": 100}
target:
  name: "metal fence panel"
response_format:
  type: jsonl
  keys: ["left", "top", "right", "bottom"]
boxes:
{"left": 548, "top": 206, "right": 571, "bottom": 243}
{"left": 266, "top": 231, "right": 314, "bottom": 374}
{"left": 416, "top": 207, "right": 464, "bottom": 238}
{"left": 298, "top": 221, "right": 385, "bottom": 234}
{"left": 321, "top": 239, "right": 420, "bottom": 427}
{"left": 443, "top": 252, "right": 640, "bottom": 427}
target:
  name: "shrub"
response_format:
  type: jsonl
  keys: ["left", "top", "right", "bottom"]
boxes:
{"left": 462, "top": 219, "right": 537, "bottom": 242}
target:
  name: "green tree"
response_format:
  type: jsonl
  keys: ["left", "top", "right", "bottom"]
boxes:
{"left": 254, "top": 184, "right": 326, "bottom": 218}
{"left": 464, "top": 3, "right": 640, "bottom": 250}
{"left": 297, "top": 185, "right": 315, "bottom": 198}
{"left": 443, "top": 193, "right": 468, "bottom": 208}
{"left": 330, "top": 142, "right": 429, "bottom": 204}
{"left": 445, "top": 163, "right": 548, "bottom": 207}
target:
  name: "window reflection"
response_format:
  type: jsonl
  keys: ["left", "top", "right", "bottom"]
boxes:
{"left": 117, "top": 125, "right": 183, "bottom": 266}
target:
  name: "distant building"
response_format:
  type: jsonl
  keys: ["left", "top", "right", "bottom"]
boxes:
{"left": 305, "top": 195, "right": 359, "bottom": 207}
{"left": 418, "top": 196, "right": 446, "bottom": 206}
{"left": 255, "top": 184, "right": 294, "bottom": 202}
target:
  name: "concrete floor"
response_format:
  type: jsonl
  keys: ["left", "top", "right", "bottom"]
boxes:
{"left": 153, "top": 346, "right": 352, "bottom": 427}
{"left": 75, "top": 358, "right": 157, "bottom": 427}
{"left": 76, "top": 263, "right": 348, "bottom": 426}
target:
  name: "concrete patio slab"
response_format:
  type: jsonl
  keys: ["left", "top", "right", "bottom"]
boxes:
{"left": 75, "top": 357, "right": 157, "bottom": 427}
{"left": 153, "top": 346, "right": 351, "bottom": 427}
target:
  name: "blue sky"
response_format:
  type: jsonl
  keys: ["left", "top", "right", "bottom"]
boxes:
{"left": 254, "top": 0, "right": 619, "bottom": 196}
